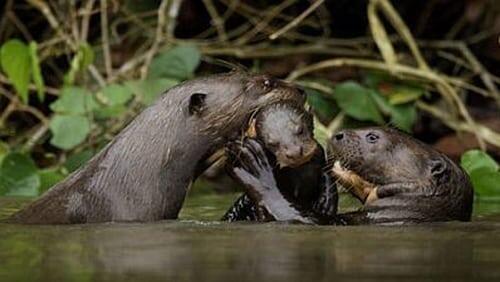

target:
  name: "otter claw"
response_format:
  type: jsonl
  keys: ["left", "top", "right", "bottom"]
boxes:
{"left": 313, "top": 191, "right": 337, "bottom": 218}
{"left": 227, "top": 138, "right": 272, "bottom": 177}
{"left": 226, "top": 138, "right": 279, "bottom": 201}
{"left": 245, "top": 139, "right": 268, "bottom": 165}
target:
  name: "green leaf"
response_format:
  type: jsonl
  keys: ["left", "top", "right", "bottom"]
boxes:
{"left": 305, "top": 88, "right": 338, "bottom": 122}
{"left": 49, "top": 114, "right": 91, "bottom": 150}
{"left": 369, "top": 90, "right": 416, "bottom": 132}
{"left": 65, "top": 150, "right": 94, "bottom": 172}
{"left": 389, "top": 103, "right": 417, "bottom": 132}
{"left": 369, "top": 89, "right": 393, "bottom": 115}
{"left": 468, "top": 167, "right": 500, "bottom": 197}
{"left": 39, "top": 168, "right": 66, "bottom": 193}
{"left": 99, "top": 83, "right": 134, "bottom": 106}
{"left": 461, "top": 150, "right": 499, "bottom": 174}
{"left": 94, "top": 104, "right": 127, "bottom": 119}
{"left": 64, "top": 43, "right": 95, "bottom": 85}
{"left": 0, "top": 153, "right": 40, "bottom": 197}
{"left": 50, "top": 86, "right": 99, "bottom": 114}
{"left": 0, "top": 39, "right": 31, "bottom": 103}
{"left": 387, "top": 85, "right": 425, "bottom": 105}
{"left": 0, "top": 141, "right": 8, "bottom": 163}
{"left": 126, "top": 78, "right": 179, "bottom": 105}
{"left": 149, "top": 45, "right": 201, "bottom": 80}
{"left": 29, "top": 41, "right": 45, "bottom": 101}
{"left": 333, "top": 81, "right": 384, "bottom": 124}
{"left": 79, "top": 43, "right": 95, "bottom": 69}
{"left": 461, "top": 150, "right": 500, "bottom": 198}
{"left": 363, "top": 72, "right": 426, "bottom": 105}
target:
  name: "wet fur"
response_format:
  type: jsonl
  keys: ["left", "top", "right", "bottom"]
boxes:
{"left": 222, "top": 103, "right": 336, "bottom": 223}
{"left": 330, "top": 127, "right": 474, "bottom": 224}
{"left": 8, "top": 72, "right": 305, "bottom": 224}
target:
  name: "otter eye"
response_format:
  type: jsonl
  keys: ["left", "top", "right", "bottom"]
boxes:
{"left": 366, "top": 132, "right": 379, "bottom": 143}
{"left": 262, "top": 79, "right": 275, "bottom": 90}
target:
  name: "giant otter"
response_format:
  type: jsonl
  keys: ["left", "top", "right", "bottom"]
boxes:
{"left": 8, "top": 72, "right": 305, "bottom": 224}
{"left": 222, "top": 103, "right": 337, "bottom": 223}
{"left": 226, "top": 127, "right": 474, "bottom": 224}
{"left": 330, "top": 127, "right": 474, "bottom": 224}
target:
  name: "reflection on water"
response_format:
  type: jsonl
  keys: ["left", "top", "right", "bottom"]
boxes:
{"left": 1, "top": 195, "right": 500, "bottom": 282}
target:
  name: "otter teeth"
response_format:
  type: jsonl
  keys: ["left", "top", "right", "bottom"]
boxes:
{"left": 332, "top": 160, "right": 348, "bottom": 174}
{"left": 333, "top": 160, "right": 341, "bottom": 169}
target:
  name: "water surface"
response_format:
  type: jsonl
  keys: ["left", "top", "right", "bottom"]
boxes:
{"left": 1, "top": 194, "right": 500, "bottom": 282}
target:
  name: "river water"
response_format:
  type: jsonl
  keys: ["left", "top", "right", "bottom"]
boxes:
{"left": 1, "top": 194, "right": 500, "bottom": 282}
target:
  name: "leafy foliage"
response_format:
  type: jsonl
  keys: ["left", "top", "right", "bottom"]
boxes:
{"left": 0, "top": 40, "right": 31, "bottom": 103}
{"left": 50, "top": 86, "right": 99, "bottom": 115}
{"left": 28, "top": 42, "right": 45, "bottom": 101}
{"left": 305, "top": 88, "right": 338, "bottom": 122}
{"left": 0, "top": 142, "right": 8, "bottom": 162}
{"left": 65, "top": 150, "right": 95, "bottom": 173}
{"left": 386, "top": 85, "right": 425, "bottom": 105}
{"left": 126, "top": 78, "right": 179, "bottom": 105}
{"left": 0, "top": 153, "right": 40, "bottom": 196}
{"left": 368, "top": 87, "right": 417, "bottom": 132}
{"left": 0, "top": 42, "right": 199, "bottom": 196}
{"left": 99, "top": 83, "right": 134, "bottom": 106}
{"left": 461, "top": 150, "right": 500, "bottom": 198}
{"left": 49, "top": 115, "right": 91, "bottom": 150}
{"left": 64, "top": 43, "right": 95, "bottom": 85}
{"left": 333, "top": 81, "right": 384, "bottom": 124}
{"left": 310, "top": 80, "right": 418, "bottom": 132}
{"left": 149, "top": 45, "right": 201, "bottom": 80}
{"left": 39, "top": 168, "right": 66, "bottom": 193}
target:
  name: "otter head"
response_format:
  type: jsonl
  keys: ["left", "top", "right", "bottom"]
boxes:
{"left": 178, "top": 72, "right": 306, "bottom": 175}
{"left": 329, "top": 127, "right": 474, "bottom": 223}
{"left": 183, "top": 72, "right": 306, "bottom": 139}
{"left": 248, "top": 103, "right": 318, "bottom": 168}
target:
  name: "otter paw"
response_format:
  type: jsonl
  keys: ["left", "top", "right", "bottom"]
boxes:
{"left": 226, "top": 138, "right": 273, "bottom": 178}
{"left": 313, "top": 191, "right": 337, "bottom": 219}
{"left": 226, "top": 138, "right": 278, "bottom": 200}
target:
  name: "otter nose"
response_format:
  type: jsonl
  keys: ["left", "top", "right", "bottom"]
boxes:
{"left": 286, "top": 146, "right": 303, "bottom": 159}
{"left": 334, "top": 132, "right": 344, "bottom": 141}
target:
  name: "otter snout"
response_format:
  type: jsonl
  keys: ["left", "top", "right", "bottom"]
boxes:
{"left": 327, "top": 129, "right": 374, "bottom": 180}
{"left": 330, "top": 130, "right": 364, "bottom": 144}
{"left": 285, "top": 145, "right": 303, "bottom": 160}
{"left": 277, "top": 142, "right": 318, "bottom": 168}
{"left": 330, "top": 130, "right": 357, "bottom": 145}
{"left": 328, "top": 130, "right": 361, "bottom": 157}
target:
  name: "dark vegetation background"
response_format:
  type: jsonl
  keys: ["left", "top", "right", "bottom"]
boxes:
{"left": 0, "top": 0, "right": 498, "bottom": 200}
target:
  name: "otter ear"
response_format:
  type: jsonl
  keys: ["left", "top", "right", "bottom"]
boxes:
{"left": 430, "top": 158, "right": 447, "bottom": 179}
{"left": 188, "top": 93, "right": 207, "bottom": 115}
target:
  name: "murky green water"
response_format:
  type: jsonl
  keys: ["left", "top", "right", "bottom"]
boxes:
{"left": 1, "top": 194, "right": 500, "bottom": 282}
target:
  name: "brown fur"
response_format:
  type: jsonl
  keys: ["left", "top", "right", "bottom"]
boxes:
{"left": 8, "top": 72, "right": 305, "bottom": 224}
{"left": 330, "top": 127, "right": 474, "bottom": 224}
